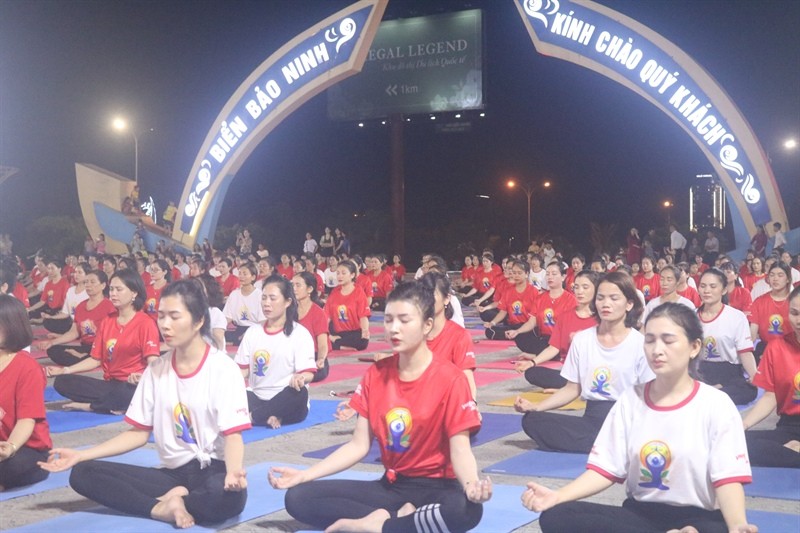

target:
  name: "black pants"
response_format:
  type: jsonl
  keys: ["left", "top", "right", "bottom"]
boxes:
{"left": 514, "top": 331, "right": 550, "bottom": 354}
{"left": 285, "top": 474, "right": 483, "bottom": 533}
{"left": 330, "top": 327, "right": 369, "bottom": 351}
{"left": 522, "top": 400, "right": 614, "bottom": 453}
{"left": 746, "top": 414, "right": 800, "bottom": 468}
{"left": 370, "top": 297, "right": 386, "bottom": 312}
{"left": 310, "top": 358, "right": 330, "bottom": 383}
{"left": 224, "top": 325, "right": 249, "bottom": 346}
{"left": 69, "top": 458, "right": 246, "bottom": 524}
{"left": 461, "top": 292, "right": 490, "bottom": 307}
{"left": 479, "top": 308, "right": 500, "bottom": 324}
{"left": 47, "top": 344, "right": 92, "bottom": 366}
{"left": 524, "top": 365, "right": 567, "bottom": 389}
{"left": 247, "top": 386, "right": 308, "bottom": 426}
{"left": 28, "top": 305, "right": 59, "bottom": 320}
{"left": 484, "top": 321, "right": 520, "bottom": 340}
{"left": 0, "top": 446, "right": 49, "bottom": 490}
{"left": 53, "top": 374, "right": 137, "bottom": 413}
{"left": 540, "top": 498, "right": 727, "bottom": 533}
{"left": 43, "top": 316, "right": 72, "bottom": 335}
{"left": 698, "top": 361, "right": 757, "bottom": 405}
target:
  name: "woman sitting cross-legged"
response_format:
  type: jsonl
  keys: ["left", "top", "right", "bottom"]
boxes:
{"left": 39, "top": 279, "right": 250, "bottom": 528}
{"left": 522, "top": 303, "right": 756, "bottom": 533}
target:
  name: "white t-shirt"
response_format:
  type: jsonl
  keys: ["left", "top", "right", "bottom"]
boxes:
{"left": 449, "top": 294, "right": 465, "bottom": 328}
{"left": 223, "top": 288, "right": 265, "bottom": 326}
{"left": 124, "top": 345, "right": 251, "bottom": 469}
{"left": 235, "top": 323, "right": 316, "bottom": 401}
{"left": 561, "top": 327, "right": 655, "bottom": 401}
{"left": 323, "top": 268, "right": 338, "bottom": 288}
{"left": 641, "top": 296, "right": 695, "bottom": 324}
{"left": 698, "top": 305, "right": 753, "bottom": 365}
{"left": 61, "top": 286, "right": 89, "bottom": 318}
{"left": 750, "top": 279, "right": 770, "bottom": 301}
{"left": 773, "top": 230, "right": 787, "bottom": 249}
{"left": 177, "top": 263, "right": 190, "bottom": 279}
{"left": 209, "top": 306, "right": 227, "bottom": 331}
{"left": 588, "top": 381, "right": 751, "bottom": 510}
{"left": 529, "top": 269, "right": 547, "bottom": 291}
{"left": 670, "top": 230, "right": 687, "bottom": 251}
{"left": 303, "top": 239, "right": 318, "bottom": 254}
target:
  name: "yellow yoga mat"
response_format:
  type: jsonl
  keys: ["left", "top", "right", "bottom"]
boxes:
{"left": 488, "top": 391, "right": 586, "bottom": 410}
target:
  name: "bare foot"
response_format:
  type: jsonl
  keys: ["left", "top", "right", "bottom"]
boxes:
{"left": 62, "top": 402, "right": 91, "bottom": 412}
{"left": 784, "top": 440, "right": 800, "bottom": 453}
{"left": 267, "top": 416, "right": 282, "bottom": 429}
{"left": 151, "top": 494, "right": 195, "bottom": 528}
{"left": 157, "top": 486, "right": 189, "bottom": 501}
{"left": 325, "top": 509, "right": 391, "bottom": 532}
{"left": 397, "top": 502, "right": 416, "bottom": 517}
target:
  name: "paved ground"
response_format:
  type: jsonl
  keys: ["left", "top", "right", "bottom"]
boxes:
{"left": 2, "top": 306, "right": 798, "bottom": 532}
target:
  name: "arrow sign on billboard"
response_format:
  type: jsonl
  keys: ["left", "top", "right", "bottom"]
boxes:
{"left": 385, "top": 84, "right": 398, "bottom": 96}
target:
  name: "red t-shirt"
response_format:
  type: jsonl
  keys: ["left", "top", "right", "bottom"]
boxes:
{"left": 427, "top": 320, "right": 476, "bottom": 371}
{"left": 73, "top": 298, "right": 117, "bottom": 345}
{"left": 387, "top": 264, "right": 407, "bottom": 282}
{"left": 171, "top": 267, "right": 182, "bottom": 281}
{"left": 677, "top": 286, "right": 701, "bottom": 307}
{"left": 315, "top": 272, "right": 325, "bottom": 294}
{"left": 749, "top": 294, "right": 790, "bottom": 344}
{"left": 277, "top": 264, "right": 294, "bottom": 279}
{"left": 534, "top": 290, "right": 578, "bottom": 337}
{"left": 355, "top": 273, "right": 372, "bottom": 298}
{"left": 0, "top": 352, "right": 52, "bottom": 451}
{"left": 30, "top": 267, "right": 46, "bottom": 287}
{"left": 217, "top": 274, "right": 240, "bottom": 298}
{"left": 634, "top": 273, "right": 661, "bottom": 302}
{"left": 140, "top": 271, "right": 152, "bottom": 287}
{"left": 472, "top": 268, "right": 497, "bottom": 295}
{"left": 743, "top": 273, "right": 765, "bottom": 291}
{"left": 548, "top": 310, "right": 598, "bottom": 357}
{"left": 144, "top": 284, "right": 164, "bottom": 319}
{"left": 62, "top": 264, "right": 75, "bottom": 285}
{"left": 325, "top": 286, "right": 371, "bottom": 333}
{"left": 12, "top": 283, "right": 30, "bottom": 308}
{"left": 727, "top": 286, "right": 752, "bottom": 317}
{"left": 564, "top": 269, "right": 577, "bottom": 293}
{"left": 752, "top": 333, "right": 800, "bottom": 417}
{"left": 498, "top": 284, "right": 539, "bottom": 325}
{"left": 298, "top": 303, "right": 332, "bottom": 354}
{"left": 460, "top": 266, "right": 475, "bottom": 286}
{"left": 349, "top": 355, "right": 480, "bottom": 479}
{"left": 367, "top": 270, "right": 394, "bottom": 299}
{"left": 42, "top": 277, "right": 70, "bottom": 310}
{"left": 90, "top": 311, "right": 160, "bottom": 381}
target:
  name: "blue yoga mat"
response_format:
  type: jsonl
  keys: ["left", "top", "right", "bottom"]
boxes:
{"left": 483, "top": 450, "right": 587, "bottom": 479}
{"left": 737, "top": 387, "right": 765, "bottom": 412}
{"left": 747, "top": 510, "right": 800, "bottom": 533}
{"left": 47, "top": 410, "right": 124, "bottom": 433}
{"left": 241, "top": 399, "right": 339, "bottom": 444}
{"left": 294, "top": 483, "right": 537, "bottom": 533}
{"left": 44, "top": 386, "right": 67, "bottom": 402}
{"left": 0, "top": 447, "right": 161, "bottom": 502}
{"left": 747, "top": 467, "right": 800, "bottom": 501}
{"left": 302, "top": 411, "right": 523, "bottom": 462}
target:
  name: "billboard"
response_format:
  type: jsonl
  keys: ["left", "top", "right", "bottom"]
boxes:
{"left": 327, "top": 9, "right": 484, "bottom": 120}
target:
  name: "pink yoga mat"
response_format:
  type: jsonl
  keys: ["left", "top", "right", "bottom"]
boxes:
{"left": 309, "top": 363, "right": 369, "bottom": 387}
{"left": 477, "top": 358, "right": 563, "bottom": 371}
{"left": 474, "top": 371, "right": 519, "bottom": 386}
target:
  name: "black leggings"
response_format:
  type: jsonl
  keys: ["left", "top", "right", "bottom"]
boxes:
{"left": 247, "top": 386, "right": 308, "bottom": 426}
{"left": 28, "top": 305, "right": 60, "bottom": 320}
{"left": 698, "top": 361, "right": 757, "bottom": 405}
{"left": 47, "top": 344, "right": 92, "bottom": 366}
{"left": 514, "top": 332, "right": 550, "bottom": 354}
{"left": 330, "top": 327, "right": 369, "bottom": 351}
{"left": 310, "top": 358, "right": 330, "bottom": 383}
{"left": 484, "top": 321, "right": 520, "bottom": 340}
{"left": 461, "top": 292, "right": 489, "bottom": 307}
{"left": 746, "top": 414, "right": 800, "bottom": 468}
{"left": 43, "top": 316, "right": 72, "bottom": 335}
{"left": 69, "top": 458, "right": 246, "bottom": 524}
{"left": 522, "top": 400, "right": 614, "bottom": 453}
{"left": 53, "top": 374, "right": 137, "bottom": 413}
{"left": 224, "top": 325, "right": 250, "bottom": 346}
{"left": 285, "top": 474, "right": 483, "bottom": 533}
{"left": 0, "top": 446, "right": 49, "bottom": 490}
{"left": 370, "top": 297, "right": 386, "bottom": 312}
{"left": 524, "top": 365, "right": 567, "bottom": 389}
{"left": 540, "top": 498, "right": 727, "bottom": 533}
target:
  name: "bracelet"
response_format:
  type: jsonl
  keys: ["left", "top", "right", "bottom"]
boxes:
{"left": 8, "top": 442, "right": 17, "bottom": 456}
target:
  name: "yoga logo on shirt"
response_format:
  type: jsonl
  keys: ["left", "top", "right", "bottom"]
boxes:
{"left": 146, "top": 297, "right": 157, "bottom": 314}
{"left": 106, "top": 338, "right": 117, "bottom": 360}
{"left": 767, "top": 314, "right": 784, "bottom": 335}
{"left": 385, "top": 407, "right": 412, "bottom": 453}
{"left": 590, "top": 366, "right": 611, "bottom": 396}
{"left": 511, "top": 300, "right": 524, "bottom": 316}
{"left": 792, "top": 372, "right": 800, "bottom": 404}
{"left": 80, "top": 319, "right": 97, "bottom": 337}
{"left": 642, "top": 285, "right": 651, "bottom": 298}
{"left": 46, "top": 289, "right": 54, "bottom": 303}
{"left": 371, "top": 281, "right": 378, "bottom": 295}
{"left": 253, "top": 350, "right": 270, "bottom": 376}
{"left": 238, "top": 307, "right": 250, "bottom": 322}
{"left": 337, "top": 305, "right": 348, "bottom": 322}
{"left": 543, "top": 308, "right": 555, "bottom": 327}
{"left": 638, "top": 440, "right": 671, "bottom": 490}
{"left": 703, "top": 336, "right": 719, "bottom": 359}
{"left": 173, "top": 403, "right": 197, "bottom": 444}
{"left": 482, "top": 277, "right": 491, "bottom": 289}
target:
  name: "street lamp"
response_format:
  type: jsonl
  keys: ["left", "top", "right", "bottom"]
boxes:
{"left": 663, "top": 200, "right": 673, "bottom": 225}
{"left": 784, "top": 138, "right": 797, "bottom": 150}
{"left": 111, "top": 117, "right": 153, "bottom": 184}
{"left": 506, "top": 179, "right": 551, "bottom": 245}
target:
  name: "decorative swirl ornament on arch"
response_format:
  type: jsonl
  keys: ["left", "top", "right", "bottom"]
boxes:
{"left": 514, "top": 0, "right": 788, "bottom": 249}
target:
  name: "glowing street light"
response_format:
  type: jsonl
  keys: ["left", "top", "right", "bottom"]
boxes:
{"left": 784, "top": 138, "right": 797, "bottom": 150}
{"left": 506, "top": 179, "right": 552, "bottom": 244}
{"left": 663, "top": 200, "right": 674, "bottom": 225}
{"left": 111, "top": 116, "right": 153, "bottom": 184}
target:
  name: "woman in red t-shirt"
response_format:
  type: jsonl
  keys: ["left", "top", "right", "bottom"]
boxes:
{"left": 721, "top": 261, "right": 752, "bottom": 316}
{"left": 483, "top": 259, "right": 538, "bottom": 340}
{"left": 0, "top": 295, "right": 52, "bottom": 490}
{"left": 37, "top": 270, "right": 116, "bottom": 366}
{"left": 460, "top": 253, "right": 499, "bottom": 306}
{"left": 750, "top": 262, "right": 792, "bottom": 360}
{"left": 27, "top": 258, "right": 70, "bottom": 320}
{"left": 634, "top": 256, "right": 661, "bottom": 303}
{"left": 743, "top": 256, "right": 766, "bottom": 291}
{"left": 326, "top": 261, "right": 370, "bottom": 351}
{"left": 293, "top": 272, "right": 331, "bottom": 382}
{"left": 48, "top": 269, "right": 160, "bottom": 414}
{"left": 386, "top": 254, "right": 407, "bottom": 284}
{"left": 144, "top": 259, "right": 171, "bottom": 320}
{"left": 269, "top": 281, "right": 491, "bottom": 532}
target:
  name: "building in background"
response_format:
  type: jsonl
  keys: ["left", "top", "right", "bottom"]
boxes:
{"left": 689, "top": 174, "right": 727, "bottom": 232}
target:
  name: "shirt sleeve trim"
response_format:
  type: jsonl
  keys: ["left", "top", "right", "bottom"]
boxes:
{"left": 124, "top": 416, "right": 152, "bottom": 431}
{"left": 587, "top": 464, "right": 625, "bottom": 484}
{"left": 713, "top": 476, "right": 752, "bottom": 487}
{"left": 298, "top": 367, "right": 318, "bottom": 374}
{"left": 222, "top": 423, "right": 252, "bottom": 435}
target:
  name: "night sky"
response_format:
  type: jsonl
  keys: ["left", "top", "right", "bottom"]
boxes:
{"left": 1, "top": 0, "right": 798, "bottom": 257}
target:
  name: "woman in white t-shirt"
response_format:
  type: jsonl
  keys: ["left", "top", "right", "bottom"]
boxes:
{"left": 515, "top": 271, "right": 654, "bottom": 453}
{"left": 523, "top": 303, "right": 755, "bottom": 533}
{"left": 223, "top": 262, "right": 264, "bottom": 345}
{"left": 197, "top": 273, "right": 227, "bottom": 351}
{"left": 236, "top": 275, "right": 316, "bottom": 429}
{"left": 41, "top": 279, "right": 251, "bottom": 528}
{"left": 640, "top": 265, "right": 695, "bottom": 324}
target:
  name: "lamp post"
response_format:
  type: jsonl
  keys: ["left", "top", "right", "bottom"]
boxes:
{"left": 112, "top": 117, "right": 153, "bottom": 184}
{"left": 663, "top": 200, "right": 673, "bottom": 226}
{"left": 506, "top": 179, "right": 551, "bottom": 245}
